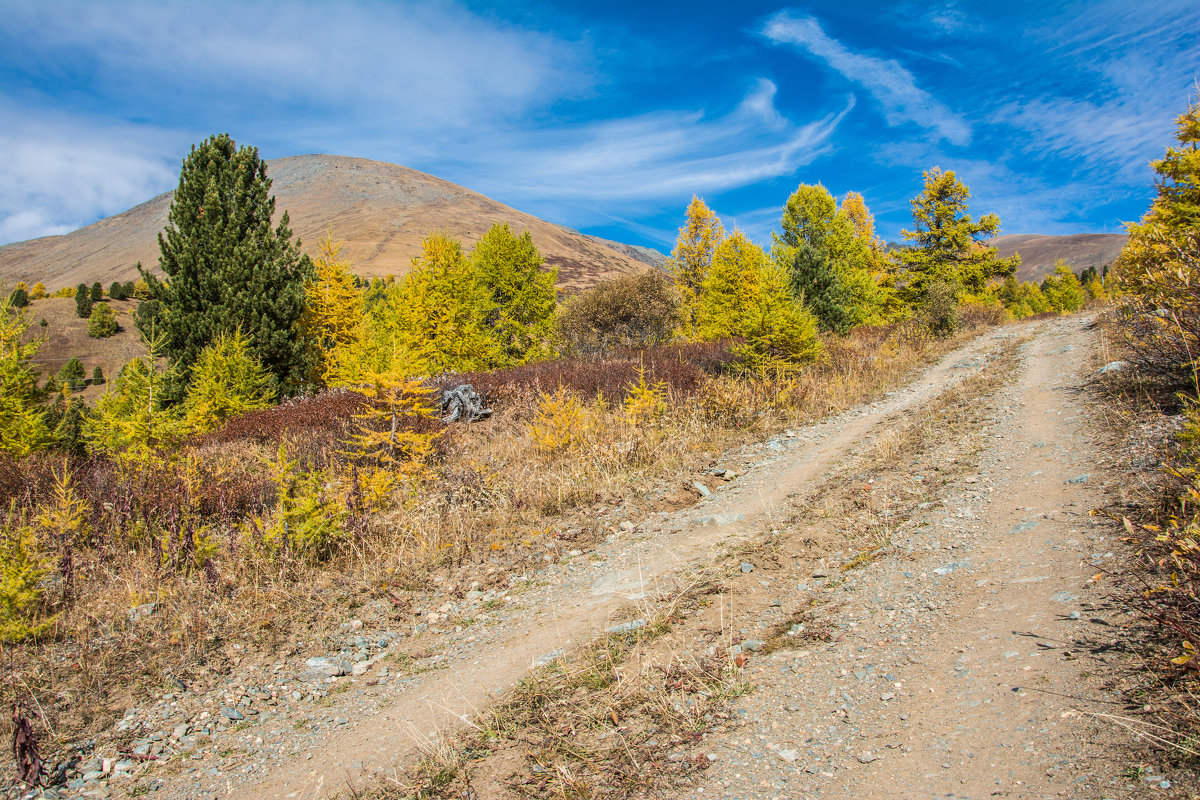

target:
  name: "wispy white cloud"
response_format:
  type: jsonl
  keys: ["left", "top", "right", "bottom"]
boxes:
{"left": 762, "top": 12, "right": 970, "bottom": 145}
{"left": 0, "top": 105, "right": 181, "bottom": 244}
{"left": 467, "top": 80, "right": 853, "bottom": 226}
{"left": 995, "top": 0, "right": 1199, "bottom": 185}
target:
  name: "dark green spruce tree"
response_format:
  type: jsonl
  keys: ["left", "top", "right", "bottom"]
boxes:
{"left": 139, "top": 134, "right": 313, "bottom": 392}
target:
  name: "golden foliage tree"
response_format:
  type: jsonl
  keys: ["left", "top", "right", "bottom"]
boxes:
{"left": 0, "top": 292, "right": 52, "bottom": 457}
{"left": 696, "top": 230, "right": 767, "bottom": 340}
{"left": 670, "top": 196, "right": 725, "bottom": 336}
{"left": 302, "top": 232, "right": 364, "bottom": 386}
{"left": 183, "top": 330, "right": 276, "bottom": 434}
{"left": 369, "top": 234, "right": 501, "bottom": 376}
{"left": 736, "top": 262, "right": 824, "bottom": 375}
{"left": 472, "top": 223, "right": 558, "bottom": 365}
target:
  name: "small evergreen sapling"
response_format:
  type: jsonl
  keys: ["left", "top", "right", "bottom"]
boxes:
{"left": 74, "top": 284, "right": 92, "bottom": 318}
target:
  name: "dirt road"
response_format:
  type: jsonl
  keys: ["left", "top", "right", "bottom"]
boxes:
{"left": 93, "top": 314, "right": 1154, "bottom": 800}
{"left": 682, "top": 314, "right": 1149, "bottom": 799}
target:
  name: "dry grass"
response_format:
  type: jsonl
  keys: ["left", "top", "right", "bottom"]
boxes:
{"left": 0, "top": 315, "right": 1000, "bottom": 761}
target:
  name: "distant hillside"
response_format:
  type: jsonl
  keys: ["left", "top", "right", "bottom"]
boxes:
{"left": 0, "top": 155, "right": 650, "bottom": 293}
{"left": 990, "top": 233, "right": 1126, "bottom": 282}
{"left": 887, "top": 233, "right": 1126, "bottom": 283}
{"left": 582, "top": 234, "right": 670, "bottom": 270}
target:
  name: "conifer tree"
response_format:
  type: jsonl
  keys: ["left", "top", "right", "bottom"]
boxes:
{"left": 0, "top": 292, "right": 52, "bottom": 456}
{"left": 1040, "top": 261, "right": 1086, "bottom": 313}
{"left": 737, "top": 261, "right": 823, "bottom": 374}
{"left": 89, "top": 282, "right": 103, "bottom": 302}
{"left": 898, "top": 167, "right": 1018, "bottom": 304}
{"left": 139, "top": 133, "right": 313, "bottom": 391}
{"left": 472, "top": 223, "right": 558, "bottom": 364}
{"left": 74, "top": 284, "right": 92, "bottom": 318}
{"left": 86, "top": 354, "right": 184, "bottom": 462}
{"left": 182, "top": 330, "right": 276, "bottom": 433}
{"left": 374, "top": 233, "right": 500, "bottom": 376}
{"left": 697, "top": 230, "right": 767, "bottom": 340}
{"left": 772, "top": 184, "right": 854, "bottom": 333}
{"left": 87, "top": 303, "right": 119, "bottom": 338}
{"left": 57, "top": 358, "right": 86, "bottom": 392}
{"left": 670, "top": 197, "right": 724, "bottom": 335}
{"left": 301, "top": 233, "right": 365, "bottom": 386}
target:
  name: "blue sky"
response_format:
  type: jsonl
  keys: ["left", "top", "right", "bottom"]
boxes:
{"left": 1, "top": 0, "right": 1197, "bottom": 253}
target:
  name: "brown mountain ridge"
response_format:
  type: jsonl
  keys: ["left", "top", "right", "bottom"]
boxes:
{"left": 0, "top": 154, "right": 651, "bottom": 293}
{"left": 990, "top": 232, "right": 1126, "bottom": 282}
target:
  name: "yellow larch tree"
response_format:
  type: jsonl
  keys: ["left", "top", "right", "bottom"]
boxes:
{"left": 670, "top": 196, "right": 725, "bottom": 337}
{"left": 302, "top": 232, "right": 364, "bottom": 386}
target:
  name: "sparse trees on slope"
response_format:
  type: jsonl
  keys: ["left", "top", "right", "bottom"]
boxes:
{"left": 472, "top": 223, "right": 558, "bottom": 365}
{"left": 140, "top": 133, "right": 313, "bottom": 392}
{"left": 898, "top": 167, "right": 1018, "bottom": 305}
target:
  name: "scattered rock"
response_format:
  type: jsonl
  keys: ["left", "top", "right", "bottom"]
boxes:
{"left": 856, "top": 751, "right": 878, "bottom": 763}
{"left": 127, "top": 603, "right": 157, "bottom": 624}
{"left": 1064, "top": 474, "right": 1089, "bottom": 484}
{"left": 302, "top": 657, "right": 350, "bottom": 679}
{"left": 606, "top": 619, "right": 647, "bottom": 634}
{"left": 1096, "top": 360, "right": 1128, "bottom": 374}
{"left": 740, "top": 562, "right": 754, "bottom": 574}
{"left": 693, "top": 481, "right": 712, "bottom": 497}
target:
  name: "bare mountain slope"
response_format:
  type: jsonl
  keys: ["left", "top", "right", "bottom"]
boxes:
{"left": 0, "top": 155, "right": 648, "bottom": 292}
{"left": 991, "top": 232, "right": 1126, "bottom": 282}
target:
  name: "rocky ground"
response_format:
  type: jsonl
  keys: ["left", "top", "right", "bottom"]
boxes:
{"left": 9, "top": 314, "right": 1183, "bottom": 800}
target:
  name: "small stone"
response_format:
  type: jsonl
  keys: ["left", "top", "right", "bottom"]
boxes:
{"left": 220, "top": 707, "right": 243, "bottom": 721}
{"left": 740, "top": 562, "right": 754, "bottom": 574}
{"left": 812, "top": 569, "right": 830, "bottom": 578}
{"left": 606, "top": 619, "right": 647, "bottom": 634}
{"left": 335, "top": 717, "right": 349, "bottom": 725}
{"left": 880, "top": 692, "right": 895, "bottom": 701}
{"left": 777, "top": 748, "right": 798, "bottom": 762}
{"left": 349, "top": 619, "right": 363, "bottom": 630}
{"left": 1064, "top": 474, "right": 1089, "bottom": 485}
{"left": 1035, "top": 641, "right": 1058, "bottom": 649}
{"left": 619, "top": 521, "right": 635, "bottom": 532}
{"left": 856, "top": 751, "right": 878, "bottom": 764}
{"left": 693, "top": 482, "right": 711, "bottom": 497}
{"left": 127, "top": 602, "right": 157, "bottom": 624}
{"left": 741, "top": 639, "right": 765, "bottom": 652}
